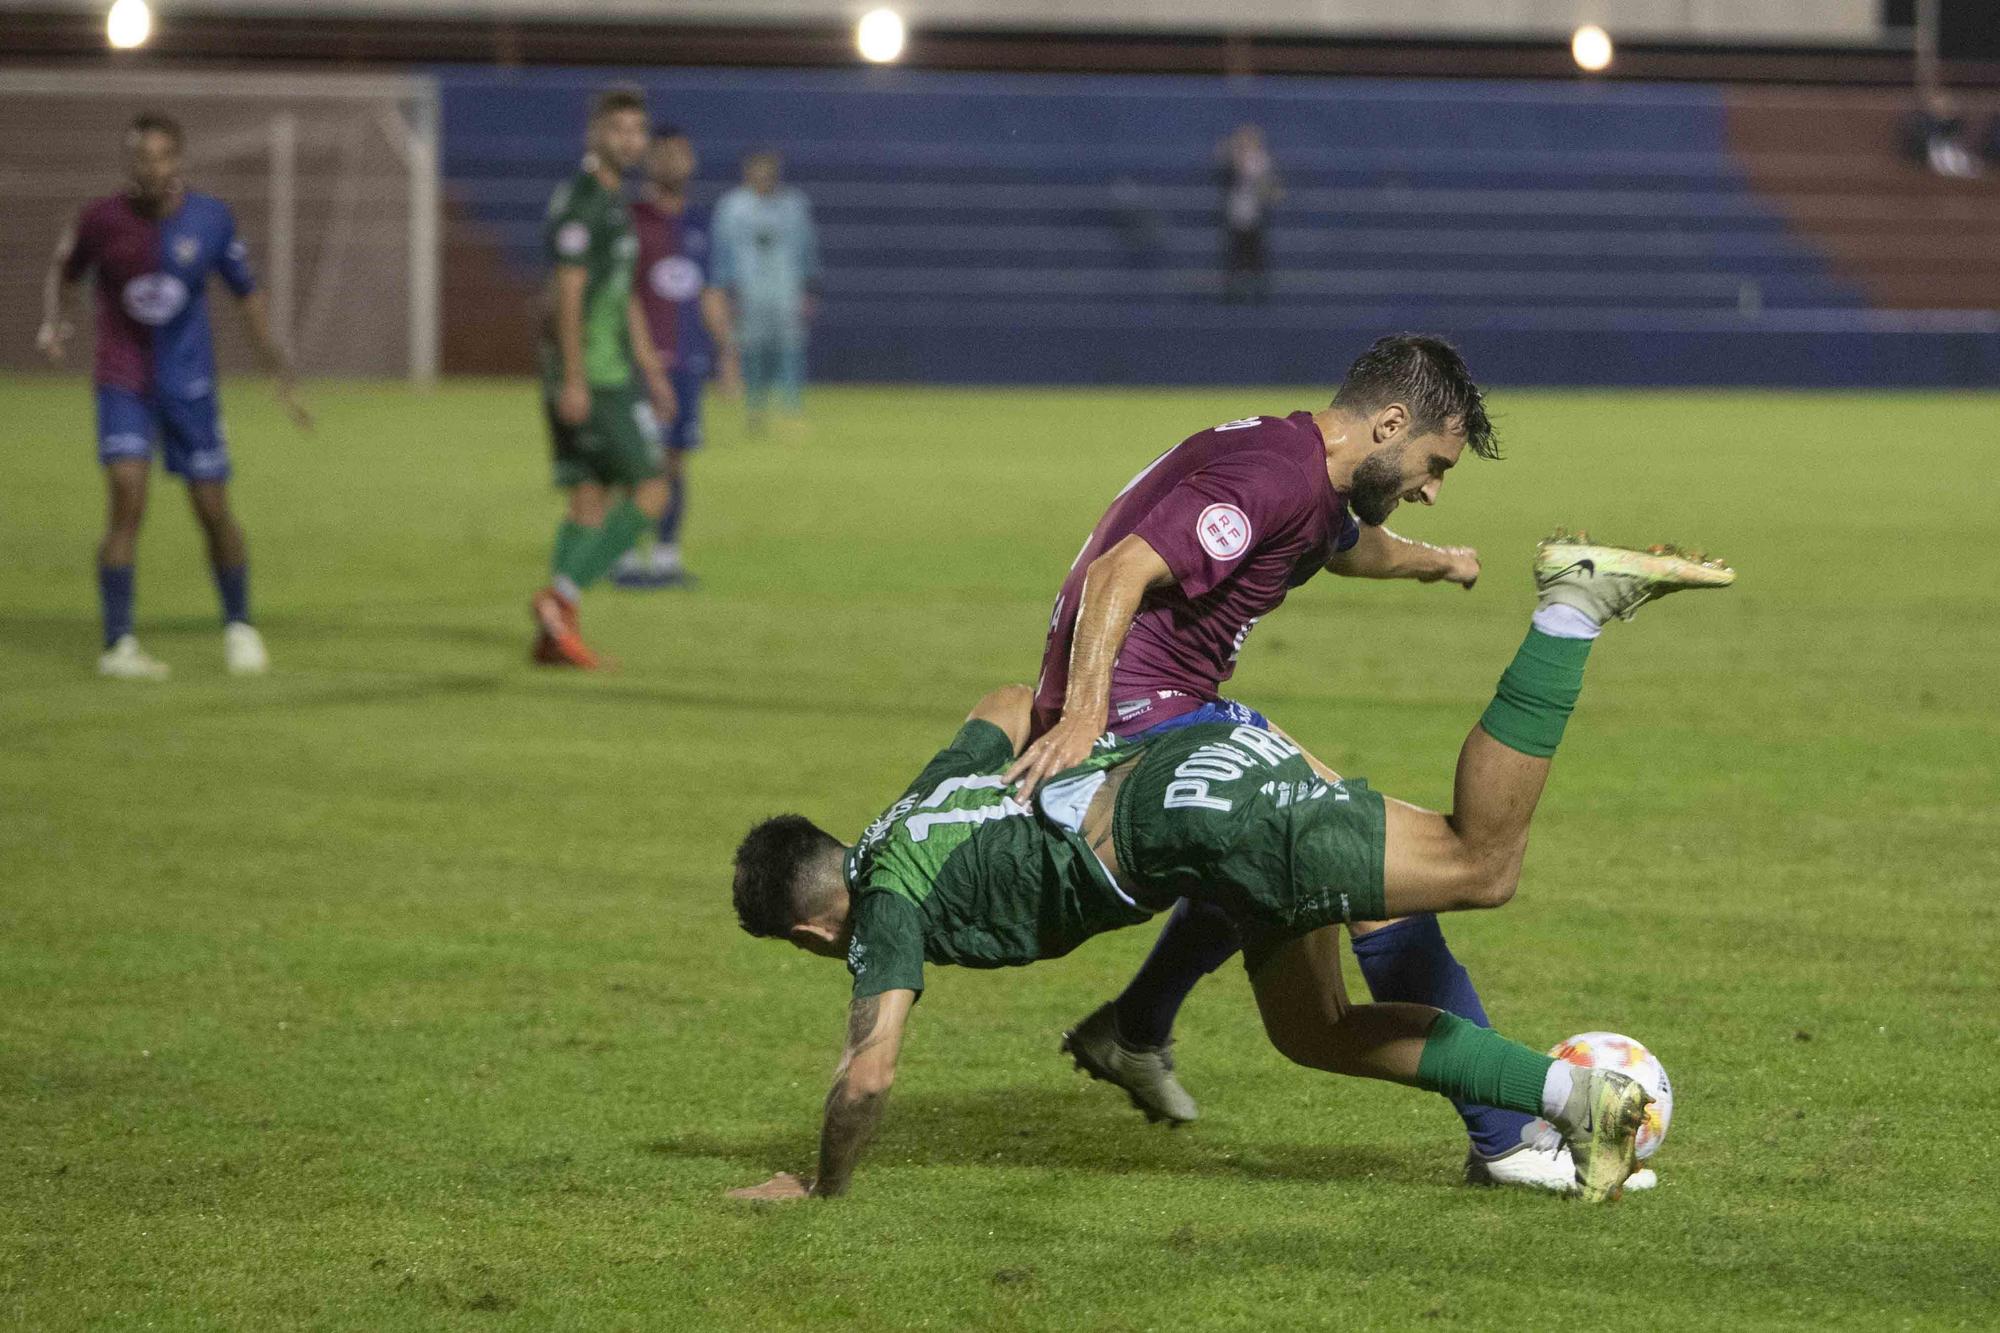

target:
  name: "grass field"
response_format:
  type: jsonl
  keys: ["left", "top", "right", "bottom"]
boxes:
{"left": 3, "top": 373, "right": 1997, "bottom": 1330}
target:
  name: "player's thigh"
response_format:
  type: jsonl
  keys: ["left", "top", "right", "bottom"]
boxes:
{"left": 95, "top": 385, "right": 157, "bottom": 476}
{"left": 1381, "top": 796, "right": 1492, "bottom": 915}
{"left": 591, "top": 385, "right": 666, "bottom": 488}
{"left": 157, "top": 394, "right": 232, "bottom": 485}
{"left": 545, "top": 389, "right": 600, "bottom": 491}
{"left": 1245, "top": 924, "right": 1354, "bottom": 1069}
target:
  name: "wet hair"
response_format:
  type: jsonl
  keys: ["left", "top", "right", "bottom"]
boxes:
{"left": 591, "top": 84, "right": 647, "bottom": 121}
{"left": 127, "top": 111, "right": 183, "bottom": 148}
{"left": 1334, "top": 334, "right": 1498, "bottom": 460}
{"left": 732, "top": 815, "right": 843, "bottom": 938}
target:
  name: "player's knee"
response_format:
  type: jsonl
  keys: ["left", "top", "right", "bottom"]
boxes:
{"left": 1457, "top": 850, "right": 1519, "bottom": 910}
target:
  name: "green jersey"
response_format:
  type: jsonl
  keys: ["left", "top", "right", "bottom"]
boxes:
{"left": 842, "top": 721, "right": 1151, "bottom": 1000}
{"left": 540, "top": 167, "right": 637, "bottom": 388}
{"left": 842, "top": 719, "right": 1390, "bottom": 998}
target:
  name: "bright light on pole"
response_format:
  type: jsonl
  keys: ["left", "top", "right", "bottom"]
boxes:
{"left": 856, "top": 8, "right": 906, "bottom": 64}
{"left": 1571, "top": 24, "right": 1613, "bottom": 73}
{"left": 107, "top": 0, "right": 152, "bottom": 50}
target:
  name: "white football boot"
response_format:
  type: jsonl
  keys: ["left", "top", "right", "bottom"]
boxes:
{"left": 223, "top": 622, "right": 270, "bottom": 676}
{"left": 1467, "top": 1124, "right": 1658, "bottom": 1194}
{"left": 98, "top": 634, "right": 170, "bottom": 681}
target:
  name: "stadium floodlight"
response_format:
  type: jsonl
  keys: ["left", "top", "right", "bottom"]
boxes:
{"left": 856, "top": 8, "right": 906, "bottom": 64}
{"left": 1571, "top": 24, "right": 1613, "bottom": 73}
{"left": 106, "top": 0, "right": 152, "bottom": 50}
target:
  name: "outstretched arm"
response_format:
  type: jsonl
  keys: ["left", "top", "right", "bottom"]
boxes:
{"left": 728, "top": 988, "right": 915, "bottom": 1201}
{"left": 1328, "top": 524, "right": 1477, "bottom": 588}
{"left": 1005, "top": 535, "right": 1175, "bottom": 798}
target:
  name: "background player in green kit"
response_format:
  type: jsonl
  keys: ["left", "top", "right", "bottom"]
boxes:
{"left": 727, "top": 533, "right": 1736, "bottom": 1204}
{"left": 528, "top": 86, "right": 677, "bottom": 669}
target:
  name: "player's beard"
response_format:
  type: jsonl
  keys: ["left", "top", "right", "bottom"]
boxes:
{"left": 1348, "top": 444, "right": 1406, "bottom": 526}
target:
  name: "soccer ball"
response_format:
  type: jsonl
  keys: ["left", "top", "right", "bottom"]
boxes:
{"left": 1541, "top": 1031, "right": 1674, "bottom": 1160}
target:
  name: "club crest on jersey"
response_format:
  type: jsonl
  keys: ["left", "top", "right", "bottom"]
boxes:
{"left": 649, "top": 255, "right": 704, "bottom": 302}
{"left": 1196, "top": 503, "right": 1252, "bottom": 559}
{"left": 172, "top": 235, "right": 200, "bottom": 266}
{"left": 121, "top": 273, "right": 190, "bottom": 326}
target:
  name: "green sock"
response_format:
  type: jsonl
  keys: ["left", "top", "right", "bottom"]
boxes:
{"left": 1414, "top": 1011, "right": 1553, "bottom": 1117}
{"left": 1477, "top": 628, "right": 1594, "bottom": 758}
{"left": 551, "top": 519, "right": 590, "bottom": 579}
{"left": 558, "top": 499, "right": 650, "bottom": 592}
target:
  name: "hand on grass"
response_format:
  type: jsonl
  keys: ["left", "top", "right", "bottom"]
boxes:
{"left": 727, "top": 1172, "right": 811, "bottom": 1202}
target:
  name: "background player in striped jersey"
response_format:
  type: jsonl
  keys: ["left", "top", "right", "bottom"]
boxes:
{"left": 37, "top": 112, "right": 311, "bottom": 681}
{"left": 613, "top": 125, "right": 741, "bottom": 590}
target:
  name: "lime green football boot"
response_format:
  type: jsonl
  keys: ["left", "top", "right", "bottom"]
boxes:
{"left": 1534, "top": 529, "right": 1736, "bottom": 624}
{"left": 1061, "top": 1003, "right": 1199, "bottom": 1126}
{"left": 1555, "top": 1067, "right": 1653, "bottom": 1203}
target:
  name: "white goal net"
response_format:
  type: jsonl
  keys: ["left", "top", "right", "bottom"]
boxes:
{"left": 0, "top": 68, "right": 440, "bottom": 381}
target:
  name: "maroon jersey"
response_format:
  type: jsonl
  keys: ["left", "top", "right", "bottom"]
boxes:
{"left": 1031, "top": 412, "right": 1361, "bottom": 739}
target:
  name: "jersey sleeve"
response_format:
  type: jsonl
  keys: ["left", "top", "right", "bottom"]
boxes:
{"left": 1332, "top": 505, "right": 1362, "bottom": 554}
{"left": 545, "top": 187, "right": 594, "bottom": 269}
{"left": 847, "top": 890, "right": 927, "bottom": 999}
{"left": 1131, "top": 447, "right": 1319, "bottom": 599}
{"left": 59, "top": 208, "right": 97, "bottom": 283}
{"left": 215, "top": 209, "right": 256, "bottom": 297}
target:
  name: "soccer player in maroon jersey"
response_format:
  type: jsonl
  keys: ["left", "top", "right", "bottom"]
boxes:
{"left": 612, "top": 125, "right": 740, "bottom": 589}
{"left": 37, "top": 112, "right": 310, "bottom": 680}
{"left": 1010, "top": 335, "right": 1639, "bottom": 1190}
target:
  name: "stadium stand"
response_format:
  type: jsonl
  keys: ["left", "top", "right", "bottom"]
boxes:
{"left": 441, "top": 67, "right": 1999, "bottom": 386}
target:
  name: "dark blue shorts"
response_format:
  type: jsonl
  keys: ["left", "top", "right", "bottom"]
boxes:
{"left": 666, "top": 366, "right": 705, "bottom": 452}
{"left": 1130, "top": 698, "right": 1270, "bottom": 740}
{"left": 95, "top": 385, "right": 231, "bottom": 482}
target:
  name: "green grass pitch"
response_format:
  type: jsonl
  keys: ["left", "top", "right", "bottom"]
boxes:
{"left": 3, "top": 374, "right": 1997, "bottom": 1329}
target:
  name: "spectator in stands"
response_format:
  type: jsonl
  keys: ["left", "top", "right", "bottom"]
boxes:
{"left": 1217, "top": 123, "right": 1281, "bottom": 303}
{"left": 1901, "top": 90, "right": 1981, "bottom": 179}
{"left": 713, "top": 149, "right": 819, "bottom": 434}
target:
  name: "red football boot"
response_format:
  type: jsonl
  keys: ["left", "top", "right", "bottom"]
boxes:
{"left": 529, "top": 587, "right": 600, "bottom": 669}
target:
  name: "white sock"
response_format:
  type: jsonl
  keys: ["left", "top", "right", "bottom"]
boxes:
{"left": 1532, "top": 602, "right": 1601, "bottom": 640}
{"left": 1540, "top": 1060, "right": 1580, "bottom": 1124}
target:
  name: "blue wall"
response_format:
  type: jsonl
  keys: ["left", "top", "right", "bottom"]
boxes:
{"left": 439, "top": 67, "right": 2000, "bottom": 387}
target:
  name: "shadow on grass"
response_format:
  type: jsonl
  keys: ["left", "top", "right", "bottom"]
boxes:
{"left": 641, "top": 1082, "right": 1414, "bottom": 1185}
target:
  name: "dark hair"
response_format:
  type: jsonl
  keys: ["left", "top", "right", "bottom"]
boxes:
{"left": 128, "top": 111, "right": 183, "bottom": 148}
{"left": 591, "top": 84, "right": 647, "bottom": 120}
{"left": 1334, "top": 334, "right": 1498, "bottom": 460}
{"left": 732, "top": 815, "right": 842, "bottom": 938}
{"left": 653, "top": 122, "right": 686, "bottom": 141}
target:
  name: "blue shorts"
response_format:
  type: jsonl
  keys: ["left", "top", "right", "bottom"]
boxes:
{"left": 96, "top": 385, "right": 231, "bottom": 482}
{"left": 1131, "top": 698, "right": 1270, "bottom": 740}
{"left": 666, "top": 366, "right": 705, "bottom": 452}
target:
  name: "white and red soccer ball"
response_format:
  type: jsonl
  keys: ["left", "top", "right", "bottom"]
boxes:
{"left": 1539, "top": 1031, "right": 1674, "bottom": 1160}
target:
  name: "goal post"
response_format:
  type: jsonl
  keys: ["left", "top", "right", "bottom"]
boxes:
{"left": 0, "top": 67, "right": 441, "bottom": 383}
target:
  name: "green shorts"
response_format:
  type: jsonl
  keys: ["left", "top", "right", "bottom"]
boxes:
{"left": 544, "top": 381, "right": 664, "bottom": 489}
{"left": 1110, "top": 721, "right": 1387, "bottom": 975}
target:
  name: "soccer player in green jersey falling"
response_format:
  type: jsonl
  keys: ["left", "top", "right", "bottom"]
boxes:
{"left": 727, "top": 533, "right": 1734, "bottom": 1203}
{"left": 529, "top": 86, "right": 677, "bottom": 669}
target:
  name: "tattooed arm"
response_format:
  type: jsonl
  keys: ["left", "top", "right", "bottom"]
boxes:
{"left": 812, "top": 988, "right": 913, "bottom": 1197}
{"left": 728, "top": 988, "right": 915, "bottom": 1202}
